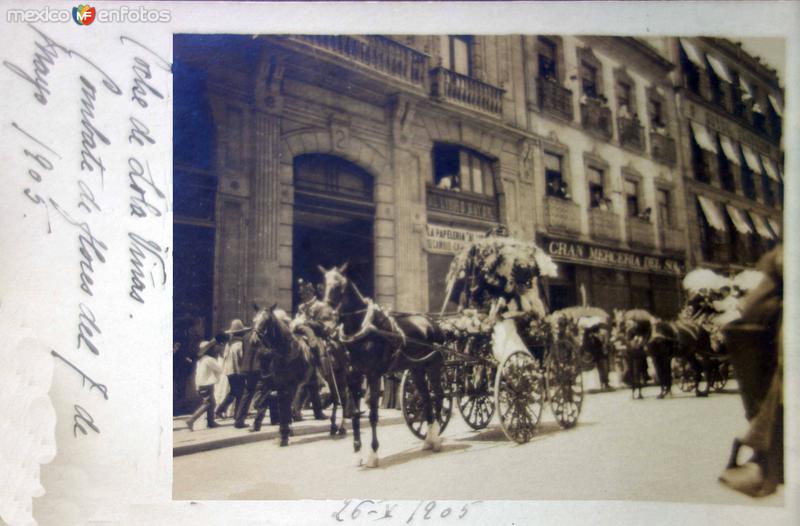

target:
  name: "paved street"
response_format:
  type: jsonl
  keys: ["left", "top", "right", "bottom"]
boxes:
{"left": 173, "top": 373, "right": 782, "bottom": 506}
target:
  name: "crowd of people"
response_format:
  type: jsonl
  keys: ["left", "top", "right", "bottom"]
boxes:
{"left": 174, "top": 281, "right": 404, "bottom": 433}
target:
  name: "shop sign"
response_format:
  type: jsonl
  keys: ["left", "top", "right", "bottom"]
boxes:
{"left": 425, "top": 224, "right": 480, "bottom": 254}
{"left": 543, "top": 237, "right": 684, "bottom": 275}
{"left": 426, "top": 187, "right": 499, "bottom": 222}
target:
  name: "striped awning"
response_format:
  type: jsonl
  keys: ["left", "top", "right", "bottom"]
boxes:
{"left": 766, "top": 217, "right": 781, "bottom": 237}
{"left": 697, "top": 195, "right": 726, "bottom": 231}
{"left": 690, "top": 122, "right": 718, "bottom": 154}
{"left": 680, "top": 38, "right": 705, "bottom": 65}
{"left": 749, "top": 212, "right": 774, "bottom": 240}
{"left": 760, "top": 155, "right": 780, "bottom": 181}
{"left": 707, "top": 55, "right": 733, "bottom": 83}
{"left": 739, "top": 77, "right": 753, "bottom": 101}
{"left": 726, "top": 205, "right": 753, "bottom": 235}
{"left": 719, "top": 135, "right": 741, "bottom": 165}
{"left": 741, "top": 145, "right": 763, "bottom": 174}
{"left": 768, "top": 94, "right": 783, "bottom": 117}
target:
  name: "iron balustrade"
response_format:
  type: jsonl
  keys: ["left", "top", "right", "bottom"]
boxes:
{"left": 430, "top": 66, "right": 504, "bottom": 117}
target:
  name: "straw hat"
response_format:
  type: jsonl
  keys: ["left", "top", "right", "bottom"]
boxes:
{"left": 225, "top": 319, "right": 250, "bottom": 335}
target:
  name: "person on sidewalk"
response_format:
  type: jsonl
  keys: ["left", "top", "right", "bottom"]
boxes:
{"left": 186, "top": 340, "right": 222, "bottom": 432}
{"left": 236, "top": 327, "right": 271, "bottom": 429}
{"left": 215, "top": 320, "right": 248, "bottom": 421}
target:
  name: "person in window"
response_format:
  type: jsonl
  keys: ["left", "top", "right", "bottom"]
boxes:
{"left": 558, "top": 180, "right": 571, "bottom": 200}
{"left": 436, "top": 173, "right": 461, "bottom": 192}
{"left": 639, "top": 207, "right": 652, "bottom": 221}
{"left": 618, "top": 103, "right": 631, "bottom": 120}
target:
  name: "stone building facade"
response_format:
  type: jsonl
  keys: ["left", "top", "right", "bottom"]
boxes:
{"left": 173, "top": 34, "right": 783, "bottom": 335}
{"left": 667, "top": 37, "right": 784, "bottom": 273}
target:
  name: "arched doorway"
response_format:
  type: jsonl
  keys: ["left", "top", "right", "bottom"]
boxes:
{"left": 292, "top": 154, "right": 375, "bottom": 311}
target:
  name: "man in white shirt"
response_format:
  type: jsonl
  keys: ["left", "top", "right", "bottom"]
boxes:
{"left": 186, "top": 340, "right": 223, "bottom": 431}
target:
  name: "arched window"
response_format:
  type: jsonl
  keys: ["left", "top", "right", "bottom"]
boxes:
{"left": 293, "top": 154, "right": 373, "bottom": 202}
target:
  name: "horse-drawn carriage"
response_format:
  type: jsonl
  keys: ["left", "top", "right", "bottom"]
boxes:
{"left": 399, "top": 233, "right": 585, "bottom": 444}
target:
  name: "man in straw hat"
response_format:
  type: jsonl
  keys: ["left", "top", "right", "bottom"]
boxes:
{"left": 215, "top": 319, "right": 249, "bottom": 425}
{"left": 186, "top": 339, "right": 223, "bottom": 431}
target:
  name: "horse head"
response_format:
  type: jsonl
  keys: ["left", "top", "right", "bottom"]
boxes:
{"left": 319, "top": 262, "right": 349, "bottom": 308}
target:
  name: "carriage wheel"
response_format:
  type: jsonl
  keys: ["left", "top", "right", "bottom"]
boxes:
{"left": 711, "top": 361, "right": 730, "bottom": 392}
{"left": 495, "top": 350, "right": 544, "bottom": 444}
{"left": 547, "top": 338, "right": 584, "bottom": 429}
{"left": 400, "top": 370, "right": 453, "bottom": 440}
{"left": 457, "top": 364, "right": 496, "bottom": 430}
{"left": 678, "top": 359, "right": 694, "bottom": 393}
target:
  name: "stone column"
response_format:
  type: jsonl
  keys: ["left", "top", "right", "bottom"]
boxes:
{"left": 249, "top": 110, "right": 282, "bottom": 306}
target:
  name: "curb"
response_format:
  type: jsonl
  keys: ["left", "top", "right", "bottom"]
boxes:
{"left": 173, "top": 416, "right": 405, "bottom": 457}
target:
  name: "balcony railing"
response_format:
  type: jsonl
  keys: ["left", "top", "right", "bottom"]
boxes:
{"left": 589, "top": 208, "right": 621, "bottom": 242}
{"left": 537, "top": 77, "right": 573, "bottom": 121}
{"left": 618, "top": 116, "right": 644, "bottom": 152}
{"left": 580, "top": 99, "right": 612, "bottom": 140}
{"left": 626, "top": 217, "right": 655, "bottom": 248}
{"left": 288, "top": 35, "right": 428, "bottom": 88}
{"left": 545, "top": 197, "right": 581, "bottom": 236}
{"left": 650, "top": 132, "right": 676, "bottom": 166}
{"left": 661, "top": 228, "right": 685, "bottom": 254}
{"left": 430, "top": 67, "right": 504, "bottom": 117}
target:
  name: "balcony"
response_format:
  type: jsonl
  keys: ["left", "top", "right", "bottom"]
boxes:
{"left": 626, "top": 217, "right": 655, "bottom": 248}
{"left": 287, "top": 35, "right": 428, "bottom": 88}
{"left": 537, "top": 77, "right": 573, "bottom": 121}
{"left": 430, "top": 67, "right": 504, "bottom": 118}
{"left": 580, "top": 98, "right": 612, "bottom": 140}
{"left": 545, "top": 197, "right": 581, "bottom": 236}
{"left": 650, "top": 132, "right": 676, "bottom": 166}
{"left": 661, "top": 228, "right": 685, "bottom": 254}
{"left": 618, "top": 116, "right": 645, "bottom": 152}
{"left": 589, "top": 208, "right": 621, "bottom": 243}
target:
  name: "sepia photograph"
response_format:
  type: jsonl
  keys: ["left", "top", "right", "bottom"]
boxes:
{"left": 169, "top": 33, "right": 785, "bottom": 503}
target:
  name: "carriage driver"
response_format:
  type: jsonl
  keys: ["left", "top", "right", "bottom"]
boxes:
{"left": 291, "top": 279, "right": 335, "bottom": 367}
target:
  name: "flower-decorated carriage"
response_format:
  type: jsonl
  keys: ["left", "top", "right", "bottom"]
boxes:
{"left": 399, "top": 230, "right": 585, "bottom": 443}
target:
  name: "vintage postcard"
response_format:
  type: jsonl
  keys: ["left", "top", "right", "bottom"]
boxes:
{"left": 0, "top": 1, "right": 797, "bottom": 525}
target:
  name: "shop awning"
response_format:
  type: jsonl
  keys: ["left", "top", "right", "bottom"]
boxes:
{"left": 690, "top": 122, "right": 718, "bottom": 154}
{"left": 760, "top": 154, "right": 780, "bottom": 181}
{"left": 766, "top": 217, "right": 781, "bottom": 237}
{"left": 719, "top": 135, "right": 741, "bottom": 165}
{"left": 768, "top": 94, "right": 783, "bottom": 117}
{"left": 680, "top": 38, "right": 705, "bottom": 66}
{"left": 707, "top": 55, "right": 733, "bottom": 83}
{"left": 741, "top": 145, "right": 763, "bottom": 174}
{"left": 726, "top": 205, "right": 753, "bottom": 235}
{"left": 739, "top": 77, "right": 753, "bottom": 101}
{"left": 748, "top": 212, "right": 774, "bottom": 240}
{"left": 697, "top": 195, "right": 726, "bottom": 231}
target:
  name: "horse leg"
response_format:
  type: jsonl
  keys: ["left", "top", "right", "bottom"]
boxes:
{"left": 278, "top": 387, "right": 292, "bottom": 446}
{"left": 348, "top": 372, "right": 364, "bottom": 460}
{"left": 426, "top": 365, "right": 445, "bottom": 452}
{"left": 336, "top": 366, "right": 348, "bottom": 436}
{"left": 364, "top": 375, "right": 381, "bottom": 468}
{"left": 691, "top": 356, "right": 708, "bottom": 397}
{"left": 633, "top": 353, "right": 643, "bottom": 399}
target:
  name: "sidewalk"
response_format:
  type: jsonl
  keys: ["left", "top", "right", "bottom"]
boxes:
{"left": 173, "top": 408, "right": 404, "bottom": 457}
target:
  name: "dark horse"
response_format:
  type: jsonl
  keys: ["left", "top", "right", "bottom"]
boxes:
{"left": 252, "top": 303, "right": 317, "bottom": 446}
{"left": 648, "top": 318, "right": 714, "bottom": 398}
{"left": 289, "top": 301, "right": 350, "bottom": 437}
{"left": 320, "top": 263, "right": 446, "bottom": 468}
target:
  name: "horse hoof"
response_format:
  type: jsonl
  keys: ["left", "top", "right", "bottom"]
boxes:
{"left": 338, "top": 427, "right": 347, "bottom": 436}
{"left": 657, "top": 393, "right": 665, "bottom": 400}
{"left": 330, "top": 426, "right": 338, "bottom": 436}
{"left": 365, "top": 451, "right": 379, "bottom": 468}
{"left": 279, "top": 438, "right": 289, "bottom": 447}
